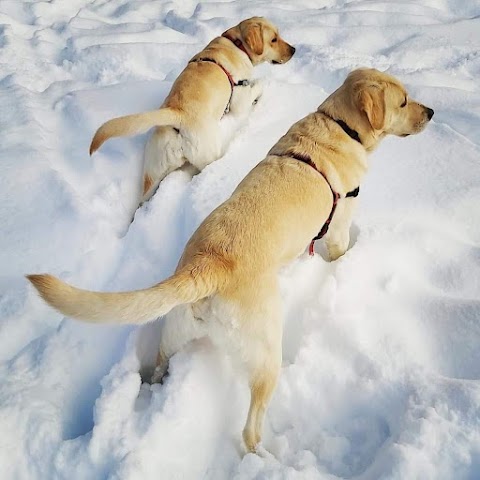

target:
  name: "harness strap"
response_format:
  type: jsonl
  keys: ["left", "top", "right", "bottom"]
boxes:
{"left": 189, "top": 57, "right": 250, "bottom": 115}
{"left": 345, "top": 186, "right": 360, "bottom": 197}
{"left": 278, "top": 152, "right": 359, "bottom": 256}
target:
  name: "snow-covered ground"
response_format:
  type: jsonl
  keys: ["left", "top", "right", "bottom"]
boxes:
{"left": 1, "top": 1, "right": 480, "bottom": 478}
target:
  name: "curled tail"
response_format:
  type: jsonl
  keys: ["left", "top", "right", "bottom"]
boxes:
{"left": 27, "top": 263, "right": 221, "bottom": 325}
{"left": 90, "top": 107, "right": 182, "bottom": 155}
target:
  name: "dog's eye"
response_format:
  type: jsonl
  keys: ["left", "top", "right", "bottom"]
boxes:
{"left": 272, "top": 37, "right": 277, "bottom": 43}
{"left": 400, "top": 97, "right": 407, "bottom": 108}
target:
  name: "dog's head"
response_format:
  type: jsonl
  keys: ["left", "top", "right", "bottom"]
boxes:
{"left": 322, "top": 68, "right": 433, "bottom": 150}
{"left": 224, "top": 17, "right": 295, "bottom": 66}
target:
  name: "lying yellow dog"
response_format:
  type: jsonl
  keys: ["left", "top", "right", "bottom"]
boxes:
{"left": 90, "top": 17, "right": 295, "bottom": 205}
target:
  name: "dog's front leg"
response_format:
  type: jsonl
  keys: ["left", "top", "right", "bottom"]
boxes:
{"left": 248, "top": 79, "right": 264, "bottom": 106}
{"left": 228, "top": 79, "right": 264, "bottom": 115}
{"left": 325, "top": 197, "right": 358, "bottom": 261}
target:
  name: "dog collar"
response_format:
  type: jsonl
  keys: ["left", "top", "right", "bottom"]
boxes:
{"left": 278, "top": 151, "right": 359, "bottom": 256}
{"left": 319, "top": 111, "right": 363, "bottom": 145}
{"left": 222, "top": 33, "right": 253, "bottom": 62}
{"left": 189, "top": 57, "right": 250, "bottom": 115}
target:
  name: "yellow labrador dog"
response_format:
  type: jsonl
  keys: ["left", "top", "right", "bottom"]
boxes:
{"left": 28, "top": 68, "right": 433, "bottom": 453}
{"left": 89, "top": 17, "right": 295, "bottom": 205}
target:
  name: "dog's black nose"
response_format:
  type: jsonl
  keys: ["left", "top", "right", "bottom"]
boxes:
{"left": 426, "top": 107, "right": 434, "bottom": 120}
{"left": 290, "top": 46, "right": 296, "bottom": 55}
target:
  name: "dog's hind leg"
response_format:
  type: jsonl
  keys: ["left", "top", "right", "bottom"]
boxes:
{"left": 151, "top": 348, "right": 170, "bottom": 384}
{"left": 243, "top": 347, "right": 281, "bottom": 453}
{"left": 141, "top": 126, "right": 185, "bottom": 204}
{"left": 183, "top": 125, "right": 225, "bottom": 172}
{"left": 151, "top": 304, "right": 207, "bottom": 384}
{"left": 229, "top": 281, "right": 282, "bottom": 453}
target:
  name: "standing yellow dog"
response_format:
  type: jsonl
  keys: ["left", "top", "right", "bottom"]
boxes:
{"left": 28, "top": 68, "right": 433, "bottom": 453}
{"left": 89, "top": 17, "right": 295, "bottom": 205}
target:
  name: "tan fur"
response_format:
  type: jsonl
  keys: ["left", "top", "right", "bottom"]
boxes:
{"left": 143, "top": 174, "right": 153, "bottom": 197}
{"left": 89, "top": 17, "right": 295, "bottom": 206}
{"left": 28, "top": 68, "right": 433, "bottom": 454}
{"left": 241, "top": 22, "right": 264, "bottom": 55}
{"left": 359, "top": 85, "right": 385, "bottom": 130}
{"left": 90, "top": 108, "right": 181, "bottom": 155}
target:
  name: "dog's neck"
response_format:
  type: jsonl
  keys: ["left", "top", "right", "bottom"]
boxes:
{"left": 318, "top": 97, "right": 383, "bottom": 152}
{"left": 221, "top": 33, "right": 253, "bottom": 64}
{"left": 319, "top": 112, "right": 362, "bottom": 145}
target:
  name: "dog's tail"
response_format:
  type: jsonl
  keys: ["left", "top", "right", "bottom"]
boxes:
{"left": 26, "top": 262, "right": 222, "bottom": 325}
{"left": 89, "top": 107, "right": 182, "bottom": 155}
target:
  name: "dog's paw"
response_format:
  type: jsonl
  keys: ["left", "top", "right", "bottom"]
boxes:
{"left": 253, "top": 444, "right": 275, "bottom": 459}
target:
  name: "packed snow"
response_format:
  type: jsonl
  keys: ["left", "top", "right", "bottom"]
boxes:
{"left": 1, "top": 1, "right": 480, "bottom": 479}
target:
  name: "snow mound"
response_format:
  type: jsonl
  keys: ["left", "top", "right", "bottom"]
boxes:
{"left": 1, "top": 1, "right": 480, "bottom": 479}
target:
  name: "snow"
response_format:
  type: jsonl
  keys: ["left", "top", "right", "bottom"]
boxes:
{"left": 1, "top": 0, "right": 480, "bottom": 479}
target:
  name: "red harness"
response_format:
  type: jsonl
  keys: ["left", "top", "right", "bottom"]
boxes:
{"left": 189, "top": 56, "right": 250, "bottom": 115}
{"left": 279, "top": 152, "right": 360, "bottom": 256}
{"left": 188, "top": 34, "right": 252, "bottom": 116}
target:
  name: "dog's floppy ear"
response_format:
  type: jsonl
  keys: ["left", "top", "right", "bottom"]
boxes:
{"left": 358, "top": 84, "right": 385, "bottom": 130}
{"left": 242, "top": 23, "right": 264, "bottom": 56}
